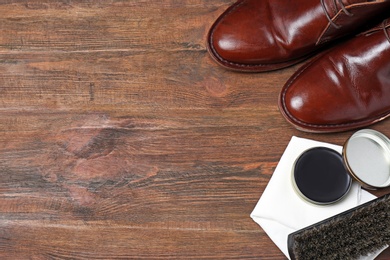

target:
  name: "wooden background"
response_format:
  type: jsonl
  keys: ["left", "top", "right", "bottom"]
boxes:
{"left": 1, "top": 0, "right": 389, "bottom": 259}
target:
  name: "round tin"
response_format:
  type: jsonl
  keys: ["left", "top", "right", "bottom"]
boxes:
{"left": 292, "top": 147, "right": 352, "bottom": 205}
{"left": 343, "top": 129, "right": 390, "bottom": 189}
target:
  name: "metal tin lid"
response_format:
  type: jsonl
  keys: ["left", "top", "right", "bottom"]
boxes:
{"left": 292, "top": 147, "right": 352, "bottom": 205}
{"left": 343, "top": 129, "right": 390, "bottom": 189}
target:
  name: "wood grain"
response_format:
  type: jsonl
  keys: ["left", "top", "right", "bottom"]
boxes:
{"left": 0, "top": 0, "right": 389, "bottom": 259}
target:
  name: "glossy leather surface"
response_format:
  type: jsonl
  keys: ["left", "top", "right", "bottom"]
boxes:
{"left": 279, "top": 19, "right": 390, "bottom": 133}
{"left": 207, "top": 0, "right": 390, "bottom": 72}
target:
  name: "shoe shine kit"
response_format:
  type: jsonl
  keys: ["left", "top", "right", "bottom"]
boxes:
{"left": 288, "top": 129, "right": 390, "bottom": 259}
{"left": 206, "top": 0, "right": 390, "bottom": 258}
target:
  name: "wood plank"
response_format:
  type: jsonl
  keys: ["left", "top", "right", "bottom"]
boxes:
{"left": 0, "top": 0, "right": 389, "bottom": 259}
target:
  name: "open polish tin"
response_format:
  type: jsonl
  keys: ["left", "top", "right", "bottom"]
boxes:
{"left": 292, "top": 129, "right": 390, "bottom": 205}
{"left": 343, "top": 129, "right": 390, "bottom": 189}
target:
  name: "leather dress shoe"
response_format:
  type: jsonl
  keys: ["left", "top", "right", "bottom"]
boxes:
{"left": 207, "top": 0, "right": 390, "bottom": 72}
{"left": 278, "top": 19, "right": 390, "bottom": 133}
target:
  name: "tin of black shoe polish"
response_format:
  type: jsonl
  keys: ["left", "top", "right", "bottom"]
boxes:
{"left": 292, "top": 147, "right": 352, "bottom": 205}
{"left": 343, "top": 129, "right": 390, "bottom": 189}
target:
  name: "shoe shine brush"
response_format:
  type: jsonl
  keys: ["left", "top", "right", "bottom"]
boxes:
{"left": 288, "top": 193, "right": 390, "bottom": 260}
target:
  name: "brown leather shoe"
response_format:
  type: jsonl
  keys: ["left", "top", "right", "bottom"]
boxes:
{"left": 279, "top": 19, "right": 390, "bottom": 133}
{"left": 207, "top": 0, "right": 390, "bottom": 72}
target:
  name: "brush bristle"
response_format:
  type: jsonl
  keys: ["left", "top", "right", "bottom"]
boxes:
{"left": 288, "top": 194, "right": 390, "bottom": 260}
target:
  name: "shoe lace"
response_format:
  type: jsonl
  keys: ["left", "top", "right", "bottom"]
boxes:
{"left": 383, "top": 19, "right": 390, "bottom": 43}
{"left": 321, "top": 0, "right": 354, "bottom": 29}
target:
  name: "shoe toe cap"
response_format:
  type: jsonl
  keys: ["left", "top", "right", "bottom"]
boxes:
{"left": 208, "top": 0, "right": 280, "bottom": 65}
{"left": 280, "top": 64, "right": 364, "bottom": 131}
